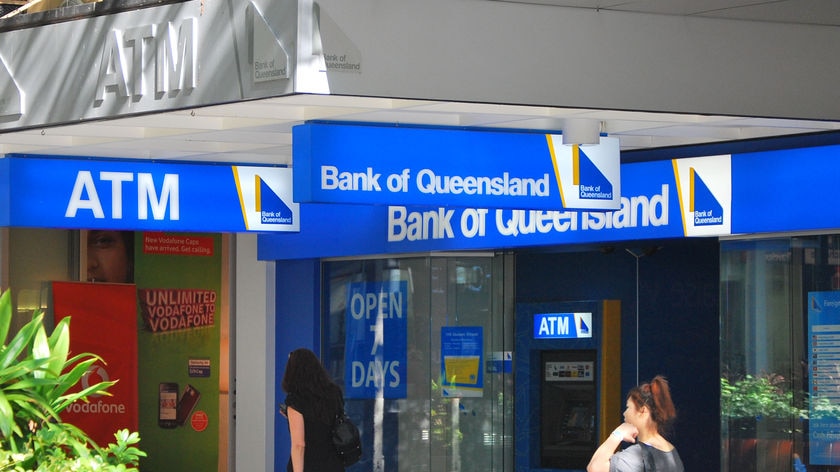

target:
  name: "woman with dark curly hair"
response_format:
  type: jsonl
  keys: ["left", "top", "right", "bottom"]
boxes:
{"left": 587, "top": 375, "right": 684, "bottom": 472}
{"left": 280, "top": 348, "right": 345, "bottom": 472}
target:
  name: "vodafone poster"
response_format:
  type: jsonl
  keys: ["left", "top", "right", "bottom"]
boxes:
{"left": 54, "top": 230, "right": 222, "bottom": 470}
{"left": 52, "top": 281, "right": 138, "bottom": 446}
{"left": 134, "top": 231, "right": 222, "bottom": 471}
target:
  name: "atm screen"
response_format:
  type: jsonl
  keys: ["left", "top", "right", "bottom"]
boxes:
{"left": 540, "top": 349, "right": 598, "bottom": 469}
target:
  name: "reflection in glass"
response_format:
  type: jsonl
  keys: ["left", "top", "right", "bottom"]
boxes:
{"left": 721, "top": 236, "right": 840, "bottom": 472}
{"left": 323, "top": 256, "right": 513, "bottom": 472}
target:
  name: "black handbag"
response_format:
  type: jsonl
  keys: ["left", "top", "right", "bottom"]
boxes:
{"left": 332, "top": 412, "right": 362, "bottom": 466}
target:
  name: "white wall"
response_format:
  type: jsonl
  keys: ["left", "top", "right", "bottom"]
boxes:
{"left": 304, "top": 0, "right": 840, "bottom": 120}
{"left": 234, "top": 234, "right": 275, "bottom": 472}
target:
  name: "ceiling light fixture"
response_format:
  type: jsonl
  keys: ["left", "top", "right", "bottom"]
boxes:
{"left": 562, "top": 118, "right": 601, "bottom": 146}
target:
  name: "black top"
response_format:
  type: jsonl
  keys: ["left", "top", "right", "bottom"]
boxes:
{"left": 285, "top": 391, "right": 345, "bottom": 472}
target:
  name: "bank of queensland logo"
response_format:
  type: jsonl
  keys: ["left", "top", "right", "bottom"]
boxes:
{"left": 546, "top": 135, "right": 621, "bottom": 210}
{"left": 811, "top": 295, "right": 822, "bottom": 313}
{"left": 673, "top": 155, "right": 731, "bottom": 237}
{"left": 575, "top": 313, "right": 591, "bottom": 337}
{"left": 232, "top": 166, "right": 300, "bottom": 232}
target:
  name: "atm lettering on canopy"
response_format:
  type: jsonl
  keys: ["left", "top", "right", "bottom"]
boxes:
{"left": 65, "top": 170, "right": 180, "bottom": 221}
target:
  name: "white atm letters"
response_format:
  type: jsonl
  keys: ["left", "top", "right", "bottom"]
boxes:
{"left": 65, "top": 170, "right": 180, "bottom": 221}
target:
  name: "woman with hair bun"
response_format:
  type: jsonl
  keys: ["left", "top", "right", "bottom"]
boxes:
{"left": 587, "top": 375, "right": 684, "bottom": 472}
{"left": 280, "top": 348, "right": 345, "bottom": 472}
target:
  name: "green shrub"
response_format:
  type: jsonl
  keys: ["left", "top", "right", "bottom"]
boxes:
{"left": 0, "top": 289, "right": 145, "bottom": 471}
{"left": 720, "top": 373, "right": 804, "bottom": 420}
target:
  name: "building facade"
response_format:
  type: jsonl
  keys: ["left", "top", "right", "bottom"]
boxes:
{"left": 2, "top": 1, "right": 840, "bottom": 471}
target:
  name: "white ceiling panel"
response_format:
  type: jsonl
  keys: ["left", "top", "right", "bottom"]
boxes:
{"left": 491, "top": 0, "right": 840, "bottom": 26}
{"left": 3, "top": 95, "right": 837, "bottom": 166}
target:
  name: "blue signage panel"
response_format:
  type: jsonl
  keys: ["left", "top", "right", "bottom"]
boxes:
{"left": 260, "top": 142, "right": 840, "bottom": 260}
{"left": 293, "top": 122, "right": 621, "bottom": 211}
{"left": 0, "top": 158, "right": 9, "bottom": 227}
{"left": 486, "top": 351, "right": 513, "bottom": 374}
{"left": 807, "top": 291, "right": 840, "bottom": 466}
{"left": 731, "top": 145, "right": 840, "bottom": 234}
{"left": 3, "top": 155, "right": 298, "bottom": 232}
{"left": 344, "top": 281, "right": 408, "bottom": 399}
{"left": 261, "top": 158, "right": 685, "bottom": 260}
{"left": 533, "top": 312, "right": 593, "bottom": 339}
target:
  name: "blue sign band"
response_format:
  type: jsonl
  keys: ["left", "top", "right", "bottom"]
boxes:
{"left": 2, "top": 155, "right": 298, "bottom": 232}
{"left": 260, "top": 158, "right": 681, "bottom": 259}
{"left": 293, "top": 122, "right": 621, "bottom": 211}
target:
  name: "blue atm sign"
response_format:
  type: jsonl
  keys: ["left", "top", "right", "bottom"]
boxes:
{"left": 533, "top": 312, "right": 593, "bottom": 339}
{"left": 1, "top": 155, "right": 299, "bottom": 232}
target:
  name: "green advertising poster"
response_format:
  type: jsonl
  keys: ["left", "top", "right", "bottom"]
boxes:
{"left": 134, "top": 232, "right": 222, "bottom": 471}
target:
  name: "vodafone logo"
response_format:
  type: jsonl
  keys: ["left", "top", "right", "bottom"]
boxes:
{"left": 81, "top": 365, "right": 110, "bottom": 397}
{"left": 66, "top": 365, "right": 127, "bottom": 415}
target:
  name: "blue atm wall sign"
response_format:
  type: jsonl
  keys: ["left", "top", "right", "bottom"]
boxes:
{"left": 533, "top": 312, "right": 593, "bottom": 339}
{"left": 1, "top": 155, "right": 299, "bottom": 232}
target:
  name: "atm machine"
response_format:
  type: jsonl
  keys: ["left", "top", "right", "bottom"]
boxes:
{"left": 514, "top": 300, "right": 621, "bottom": 471}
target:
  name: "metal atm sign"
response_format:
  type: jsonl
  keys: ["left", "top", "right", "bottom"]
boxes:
{"left": 533, "top": 312, "right": 593, "bottom": 339}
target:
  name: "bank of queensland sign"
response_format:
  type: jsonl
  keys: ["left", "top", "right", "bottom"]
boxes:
{"left": 293, "top": 122, "right": 621, "bottom": 211}
{"left": 260, "top": 150, "right": 738, "bottom": 260}
{"left": 0, "top": 156, "right": 299, "bottom": 232}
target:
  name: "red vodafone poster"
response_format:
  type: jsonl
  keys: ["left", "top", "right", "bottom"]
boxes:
{"left": 52, "top": 281, "right": 138, "bottom": 446}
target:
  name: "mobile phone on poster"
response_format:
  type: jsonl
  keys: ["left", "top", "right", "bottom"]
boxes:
{"left": 158, "top": 382, "right": 179, "bottom": 429}
{"left": 177, "top": 384, "right": 201, "bottom": 426}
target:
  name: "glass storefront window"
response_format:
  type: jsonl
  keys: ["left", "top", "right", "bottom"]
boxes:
{"left": 322, "top": 255, "right": 514, "bottom": 472}
{"left": 7, "top": 228, "right": 75, "bottom": 330}
{"left": 721, "top": 236, "right": 840, "bottom": 472}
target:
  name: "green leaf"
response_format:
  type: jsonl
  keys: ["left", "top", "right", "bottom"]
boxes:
{"left": 54, "top": 381, "right": 116, "bottom": 413}
{"left": 7, "top": 389, "right": 58, "bottom": 421}
{"left": 0, "top": 290, "right": 11, "bottom": 347}
{"left": 0, "top": 358, "right": 50, "bottom": 385}
{"left": 4, "top": 377, "right": 58, "bottom": 394}
{"left": 31, "top": 325, "right": 51, "bottom": 380}
{"left": 48, "top": 357, "right": 99, "bottom": 400}
{"left": 45, "top": 318, "right": 70, "bottom": 378}
{"left": 0, "top": 314, "right": 44, "bottom": 371}
{"left": 0, "top": 389, "right": 15, "bottom": 438}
